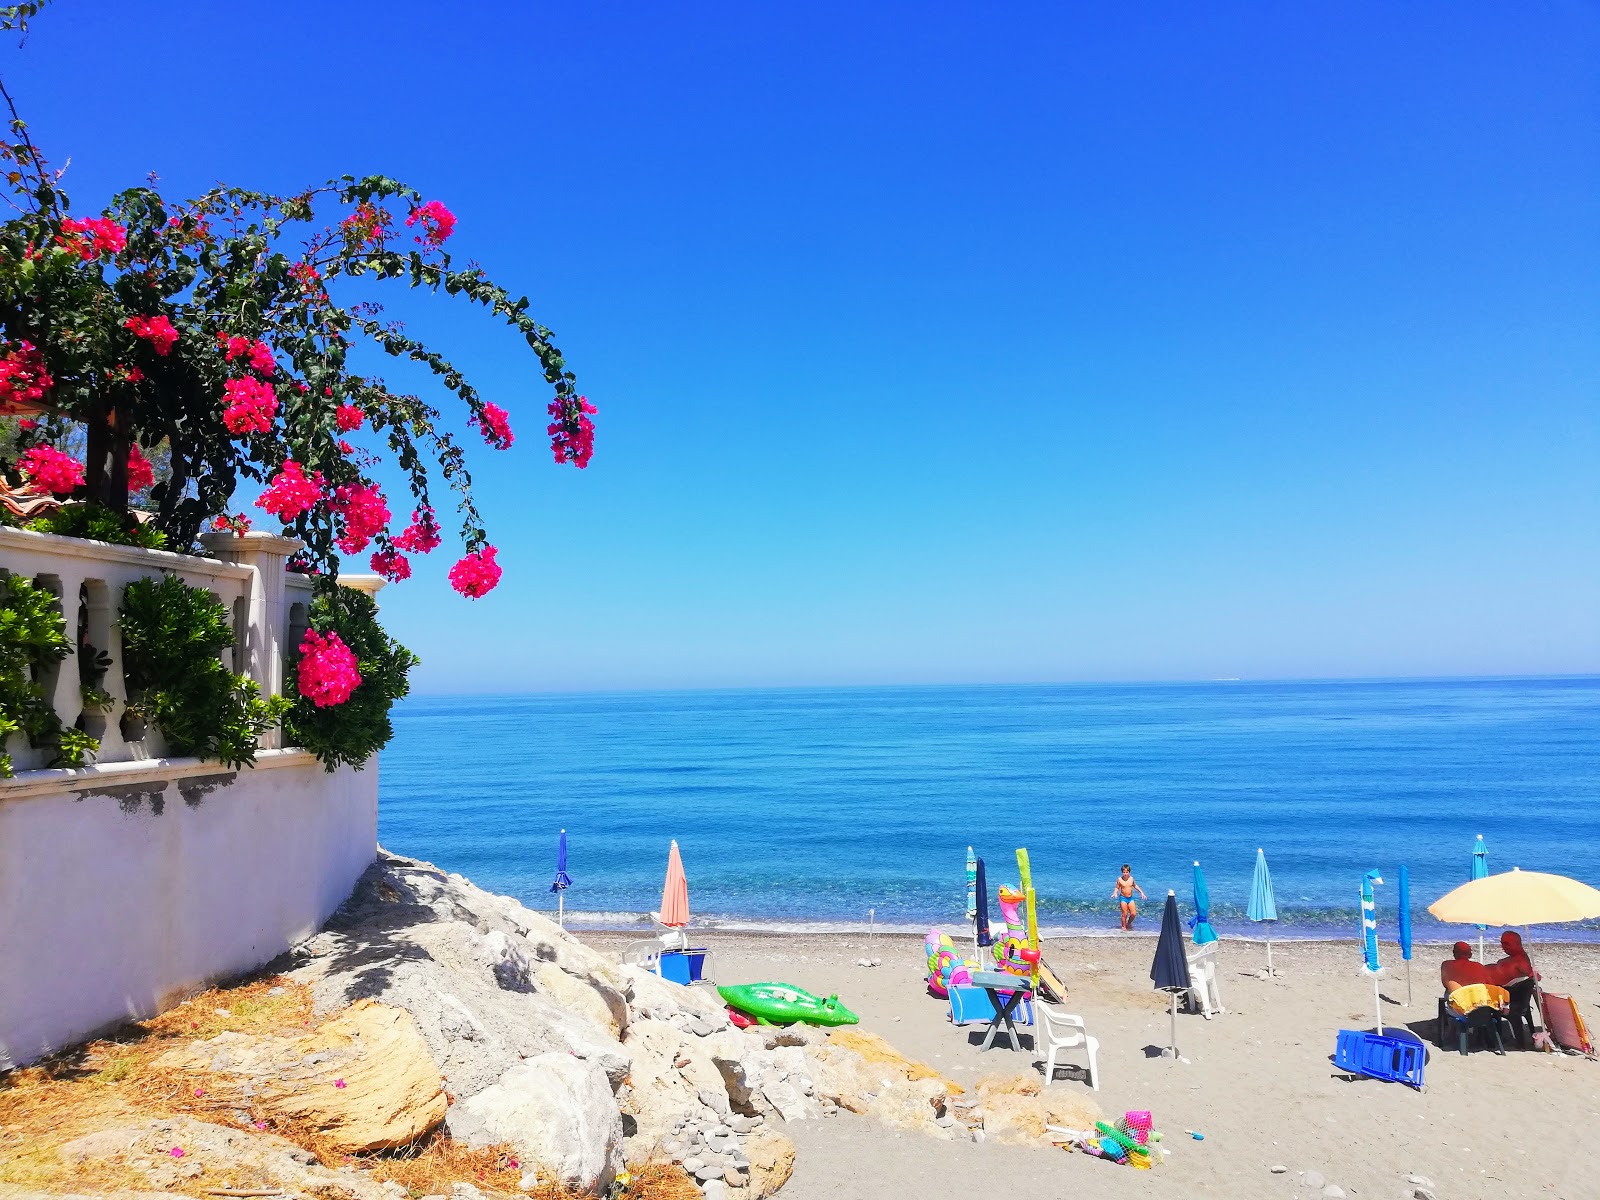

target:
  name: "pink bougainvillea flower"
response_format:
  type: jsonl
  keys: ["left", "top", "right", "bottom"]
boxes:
{"left": 405, "top": 199, "right": 456, "bottom": 247}
{"left": 222, "top": 376, "right": 278, "bottom": 435}
{"left": 57, "top": 215, "right": 127, "bottom": 260}
{"left": 169, "top": 1147, "right": 185, "bottom": 1159}
{"left": 546, "top": 394, "right": 597, "bottom": 468}
{"left": 289, "top": 261, "right": 322, "bottom": 293}
{"left": 334, "top": 404, "right": 365, "bottom": 433}
{"left": 212, "top": 512, "right": 253, "bottom": 536}
{"left": 392, "top": 507, "right": 441, "bottom": 554}
{"left": 471, "top": 402, "right": 514, "bottom": 450}
{"left": 340, "top": 201, "right": 391, "bottom": 247}
{"left": 332, "top": 481, "right": 390, "bottom": 555}
{"left": 247, "top": 340, "right": 275, "bottom": 376}
{"left": 369, "top": 548, "right": 411, "bottom": 582}
{"left": 117, "top": 364, "right": 145, "bottom": 384}
{"left": 254, "top": 1121, "right": 268, "bottom": 1131}
{"left": 337, "top": 439, "right": 355, "bottom": 455}
{"left": 448, "top": 545, "right": 502, "bottom": 599}
{"left": 124, "top": 314, "right": 180, "bottom": 356}
{"left": 255, "top": 460, "right": 325, "bottom": 521}
{"left": 220, "top": 333, "right": 251, "bottom": 361}
{"left": 334, "top": 1078, "right": 347, "bottom": 1089}
{"left": 298, "top": 629, "right": 362, "bottom": 707}
{"left": 0, "top": 340, "right": 53, "bottom": 412}
{"left": 194, "top": 1088, "right": 205, "bottom": 1097}
{"left": 127, "top": 443, "right": 155, "bottom": 491}
{"left": 19, "top": 445, "right": 85, "bottom": 496}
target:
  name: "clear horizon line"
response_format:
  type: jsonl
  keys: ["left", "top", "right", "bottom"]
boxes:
{"left": 403, "top": 671, "right": 1600, "bottom": 701}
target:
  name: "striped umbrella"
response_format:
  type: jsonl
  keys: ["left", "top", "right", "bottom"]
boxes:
{"left": 1247, "top": 848, "right": 1278, "bottom": 975}
{"left": 549, "top": 828, "right": 573, "bottom": 928}
{"left": 1471, "top": 835, "right": 1489, "bottom": 960}
{"left": 1190, "top": 860, "right": 1218, "bottom": 945}
{"left": 1360, "top": 868, "right": 1384, "bottom": 1032}
{"left": 1397, "top": 865, "right": 1413, "bottom": 1006}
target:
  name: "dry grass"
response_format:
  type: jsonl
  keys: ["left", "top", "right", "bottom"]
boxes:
{"left": 0, "top": 974, "right": 713, "bottom": 1199}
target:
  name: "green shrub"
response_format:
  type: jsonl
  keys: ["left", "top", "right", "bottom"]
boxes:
{"left": 282, "top": 586, "right": 418, "bottom": 772}
{"left": 0, "top": 572, "right": 98, "bottom": 776}
{"left": 25, "top": 503, "right": 169, "bottom": 550}
{"left": 119, "top": 574, "right": 288, "bottom": 768}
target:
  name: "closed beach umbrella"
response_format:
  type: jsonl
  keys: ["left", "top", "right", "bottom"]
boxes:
{"left": 1429, "top": 868, "right": 1600, "bottom": 927}
{"left": 1360, "top": 869, "right": 1384, "bottom": 1032}
{"left": 1471, "top": 834, "right": 1489, "bottom": 960}
{"left": 966, "top": 847, "right": 978, "bottom": 953}
{"left": 975, "top": 856, "right": 993, "bottom": 948}
{"left": 657, "top": 840, "right": 690, "bottom": 929}
{"left": 549, "top": 828, "right": 573, "bottom": 928}
{"left": 1247, "top": 848, "right": 1278, "bottom": 975}
{"left": 1397, "top": 865, "right": 1413, "bottom": 1005}
{"left": 1190, "top": 860, "right": 1218, "bottom": 946}
{"left": 1150, "top": 890, "right": 1192, "bottom": 1057}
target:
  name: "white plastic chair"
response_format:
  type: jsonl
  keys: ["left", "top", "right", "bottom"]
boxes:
{"left": 1185, "top": 941, "right": 1225, "bottom": 1018}
{"left": 1036, "top": 1003, "right": 1099, "bottom": 1090}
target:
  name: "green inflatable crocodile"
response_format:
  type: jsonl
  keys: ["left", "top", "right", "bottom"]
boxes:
{"left": 718, "top": 982, "right": 860, "bottom": 1027}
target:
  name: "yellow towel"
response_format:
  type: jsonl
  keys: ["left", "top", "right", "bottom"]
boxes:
{"left": 1447, "top": 983, "right": 1509, "bottom": 1015}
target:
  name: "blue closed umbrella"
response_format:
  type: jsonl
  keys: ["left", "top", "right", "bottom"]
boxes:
{"left": 1472, "top": 834, "right": 1489, "bottom": 959}
{"left": 1360, "top": 868, "right": 1384, "bottom": 1031}
{"left": 550, "top": 829, "right": 573, "bottom": 927}
{"left": 1190, "top": 860, "right": 1218, "bottom": 945}
{"left": 1398, "top": 865, "right": 1413, "bottom": 1006}
{"left": 965, "top": 847, "right": 978, "bottom": 953}
{"left": 974, "top": 856, "right": 993, "bottom": 948}
{"left": 1247, "top": 848, "right": 1278, "bottom": 975}
{"left": 1151, "top": 890, "right": 1192, "bottom": 1057}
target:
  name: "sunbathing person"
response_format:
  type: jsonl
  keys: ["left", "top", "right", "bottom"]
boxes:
{"left": 1441, "top": 941, "right": 1489, "bottom": 992}
{"left": 1485, "top": 930, "right": 1541, "bottom": 1048}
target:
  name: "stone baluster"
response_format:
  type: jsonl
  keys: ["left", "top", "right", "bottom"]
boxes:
{"left": 199, "top": 531, "right": 301, "bottom": 750}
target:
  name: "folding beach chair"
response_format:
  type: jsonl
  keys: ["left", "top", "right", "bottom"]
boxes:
{"left": 1541, "top": 992, "right": 1595, "bottom": 1057}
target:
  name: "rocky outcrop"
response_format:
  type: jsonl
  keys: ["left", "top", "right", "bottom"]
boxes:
{"left": 153, "top": 998, "right": 446, "bottom": 1154}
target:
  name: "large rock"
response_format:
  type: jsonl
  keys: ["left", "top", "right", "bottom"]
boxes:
{"left": 450, "top": 1053, "right": 624, "bottom": 1193}
{"left": 743, "top": 1127, "right": 796, "bottom": 1199}
{"left": 152, "top": 999, "right": 446, "bottom": 1153}
{"left": 287, "top": 852, "right": 632, "bottom": 1100}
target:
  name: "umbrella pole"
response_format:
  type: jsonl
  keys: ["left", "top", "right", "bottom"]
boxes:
{"left": 1266, "top": 937, "right": 1273, "bottom": 977}
{"left": 1170, "top": 992, "right": 1178, "bottom": 1059}
{"left": 558, "top": 891, "right": 564, "bottom": 930}
{"left": 1373, "top": 974, "right": 1382, "bottom": 1034}
{"left": 1405, "top": 958, "right": 1412, "bottom": 1008}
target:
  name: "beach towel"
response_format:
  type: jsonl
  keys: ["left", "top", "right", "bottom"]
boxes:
{"left": 1541, "top": 993, "right": 1595, "bottom": 1057}
{"left": 1447, "top": 983, "right": 1509, "bottom": 1016}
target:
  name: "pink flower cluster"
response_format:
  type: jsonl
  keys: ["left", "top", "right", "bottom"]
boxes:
{"left": 547, "top": 394, "right": 597, "bottom": 468}
{"left": 124, "top": 314, "right": 180, "bottom": 356}
{"left": 393, "top": 507, "right": 441, "bottom": 554}
{"left": 289, "top": 261, "right": 323, "bottom": 294}
{"left": 332, "top": 481, "right": 390, "bottom": 555}
{"left": 213, "top": 512, "right": 253, "bottom": 536}
{"left": 256, "top": 460, "right": 325, "bottom": 521}
{"left": 341, "top": 201, "right": 391, "bottom": 247}
{"left": 57, "top": 215, "right": 127, "bottom": 260}
{"left": 369, "top": 548, "right": 412, "bottom": 581}
{"left": 19, "top": 445, "right": 85, "bottom": 496}
{"left": 127, "top": 444, "right": 155, "bottom": 491}
{"left": 472, "top": 402, "right": 514, "bottom": 450}
{"left": 335, "top": 404, "right": 365, "bottom": 433}
{"left": 220, "top": 333, "right": 275, "bottom": 376}
{"left": 406, "top": 200, "right": 456, "bottom": 247}
{"left": 222, "top": 377, "right": 278, "bottom": 435}
{"left": 448, "top": 545, "right": 502, "bottom": 599}
{"left": 0, "top": 340, "right": 53, "bottom": 413}
{"left": 297, "top": 629, "right": 363, "bottom": 707}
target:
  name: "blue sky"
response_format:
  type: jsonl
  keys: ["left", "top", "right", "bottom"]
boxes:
{"left": 15, "top": 3, "right": 1598, "bottom": 690}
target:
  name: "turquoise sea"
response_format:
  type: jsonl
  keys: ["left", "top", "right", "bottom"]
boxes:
{"left": 378, "top": 677, "right": 1600, "bottom": 941}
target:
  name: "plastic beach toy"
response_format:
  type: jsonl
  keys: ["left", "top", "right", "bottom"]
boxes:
{"left": 716, "top": 982, "right": 859, "bottom": 1027}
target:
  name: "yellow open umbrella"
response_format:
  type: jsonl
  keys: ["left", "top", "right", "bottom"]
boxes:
{"left": 1428, "top": 868, "right": 1600, "bottom": 927}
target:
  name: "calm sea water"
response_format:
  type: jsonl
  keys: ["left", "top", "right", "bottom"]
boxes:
{"left": 378, "top": 678, "right": 1600, "bottom": 940}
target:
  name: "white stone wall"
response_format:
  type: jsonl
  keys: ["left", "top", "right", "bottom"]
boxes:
{"left": 0, "top": 752, "right": 377, "bottom": 1068}
{"left": 0, "top": 528, "right": 388, "bottom": 1067}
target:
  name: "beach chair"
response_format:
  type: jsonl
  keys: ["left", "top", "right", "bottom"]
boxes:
{"left": 1440, "top": 984, "right": 1510, "bottom": 1056}
{"left": 1332, "top": 1029, "right": 1426, "bottom": 1088}
{"left": 1185, "top": 942, "right": 1225, "bottom": 1018}
{"left": 1036, "top": 1003, "right": 1099, "bottom": 1091}
{"left": 1541, "top": 993, "right": 1595, "bottom": 1057}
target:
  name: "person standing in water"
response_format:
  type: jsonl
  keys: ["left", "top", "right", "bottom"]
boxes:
{"left": 1111, "top": 863, "right": 1147, "bottom": 930}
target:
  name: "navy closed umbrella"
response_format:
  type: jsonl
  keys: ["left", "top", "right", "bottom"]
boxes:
{"left": 975, "top": 857, "right": 993, "bottom": 948}
{"left": 1151, "top": 890, "right": 1192, "bottom": 1057}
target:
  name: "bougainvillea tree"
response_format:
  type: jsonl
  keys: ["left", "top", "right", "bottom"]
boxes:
{"left": 0, "top": 53, "right": 594, "bottom": 598}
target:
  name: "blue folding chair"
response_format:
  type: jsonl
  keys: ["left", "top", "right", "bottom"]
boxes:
{"left": 1333, "top": 1029, "right": 1426, "bottom": 1088}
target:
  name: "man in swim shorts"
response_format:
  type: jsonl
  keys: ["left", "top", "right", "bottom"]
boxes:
{"left": 1112, "top": 864, "right": 1147, "bottom": 930}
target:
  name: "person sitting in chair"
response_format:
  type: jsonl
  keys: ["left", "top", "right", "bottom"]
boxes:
{"left": 1441, "top": 941, "right": 1489, "bottom": 992}
{"left": 1485, "top": 930, "right": 1540, "bottom": 1049}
